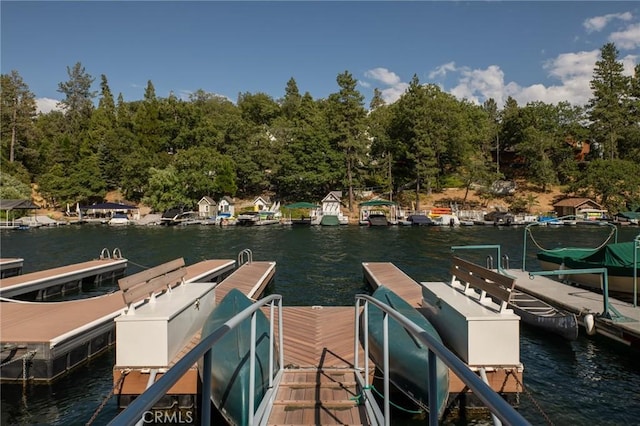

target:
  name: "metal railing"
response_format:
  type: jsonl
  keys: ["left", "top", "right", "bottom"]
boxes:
{"left": 238, "top": 248, "right": 253, "bottom": 266}
{"left": 528, "top": 268, "right": 632, "bottom": 322}
{"left": 354, "top": 294, "right": 530, "bottom": 426}
{"left": 634, "top": 234, "right": 639, "bottom": 307}
{"left": 107, "top": 294, "right": 284, "bottom": 426}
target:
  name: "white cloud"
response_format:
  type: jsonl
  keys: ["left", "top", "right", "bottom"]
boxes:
{"left": 36, "top": 98, "right": 62, "bottom": 114}
{"left": 450, "top": 65, "right": 508, "bottom": 106}
{"left": 379, "top": 84, "right": 409, "bottom": 104}
{"left": 583, "top": 12, "right": 632, "bottom": 33}
{"left": 364, "top": 68, "right": 402, "bottom": 86}
{"left": 428, "top": 62, "right": 457, "bottom": 79}
{"left": 363, "top": 67, "right": 409, "bottom": 103}
{"left": 609, "top": 22, "right": 640, "bottom": 49}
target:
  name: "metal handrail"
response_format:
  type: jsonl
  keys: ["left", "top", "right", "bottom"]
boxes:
{"left": 108, "top": 294, "right": 284, "bottom": 426}
{"left": 527, "top": 268, "right": 632, "bottom": 321}
{"left": 354, "top": 294, "right": 530, "bottom": 426}
{"left": 634, "top": 234, "right": 639, "bottom": 307}
{"left": 522, "top": 216, "right": 618, "bottom": 272}
{"left": 238, "top": 248, "right": 253, "bottom": 266}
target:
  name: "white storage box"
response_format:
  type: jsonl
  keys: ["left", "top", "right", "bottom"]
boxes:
{"left": 115, "top": 282, "right": 216, "bottom": 366}
{"left": 421, "top": 281, "right": 520, "bottom": 366}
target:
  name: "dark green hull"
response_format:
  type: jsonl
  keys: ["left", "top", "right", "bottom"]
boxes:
{"left": 199, "top": 289, "right": 274, "bottom": 426}
{"left": 363, "top": 286, "right": 450, "bottom": 417}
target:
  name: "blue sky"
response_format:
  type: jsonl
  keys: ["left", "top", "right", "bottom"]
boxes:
{"left": 2, "top": 1, "right": 639, "bottom": 113}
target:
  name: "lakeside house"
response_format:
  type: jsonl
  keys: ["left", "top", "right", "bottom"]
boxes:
{"left": 217, "top": 196, "right": 235, "bottom": 218}
{"left": 197, "top": 196, "right": 216, "bottom": 219}
{"left": 553, "top": 197, "right": 607, "bottom": 220}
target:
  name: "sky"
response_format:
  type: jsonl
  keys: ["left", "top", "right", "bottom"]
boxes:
{"left": 2, "top": 1, "right": 639, "bottom": 114}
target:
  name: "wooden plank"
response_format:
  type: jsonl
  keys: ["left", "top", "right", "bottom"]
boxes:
{"left": 451, "top": 257, "right": 515, "bottom": 302}
{"left": 121, "top": 268, "right": 186, "bottom": 305}
{"left": 117, "top": 258, "right": 185, "bottom": 291}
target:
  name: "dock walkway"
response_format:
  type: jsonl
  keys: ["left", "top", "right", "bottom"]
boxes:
{"left": 507, "top": 269, "right": 640, "bottom": 348}
{"left": 0, "top": 259, "right": 235, "bottom": 383}
{"left": 0, "top": 258, "right": 127, "bottom": 299}
{"left": 0, "top": 258, "right": 23, "bottom": 278}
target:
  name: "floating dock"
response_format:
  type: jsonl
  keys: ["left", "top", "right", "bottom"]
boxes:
{"left": 362, "top": 262, "right": 523, "bottom": 403}
{"left": 0, "top": 257, "right": 127, "bottom": 300}
{"left": 114, "top": 258, "right": 276, "bottom": 410}
{"left": 507, "top": 269, "right": 640, "bottom": 349}
{"left": 0, "top": 258, "right": 24, "bottom": 278}
{"left": 0, "top": 259, "right": 235, "bottom": 383}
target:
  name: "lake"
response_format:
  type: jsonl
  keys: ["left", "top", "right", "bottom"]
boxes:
{"left": 1, "top": 224, "right": 639, "bottom": 425}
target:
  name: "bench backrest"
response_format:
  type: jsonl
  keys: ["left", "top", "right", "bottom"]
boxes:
{"left": 118, "top": 258, "right": 186, "bottom": 309}
{"left": 450, "top": 256, "right": 515, "bottom": 312}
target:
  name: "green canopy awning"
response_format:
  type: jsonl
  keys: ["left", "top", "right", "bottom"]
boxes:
{"left": 359, "top": 200, "right": 397, "bottom": 207}
{"left": 283, "top": 202, "right": 319, "bottom": 209}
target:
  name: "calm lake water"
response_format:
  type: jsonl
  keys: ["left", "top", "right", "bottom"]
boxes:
{"left": 1, "top": 224, "right": 639, "bottom": 425}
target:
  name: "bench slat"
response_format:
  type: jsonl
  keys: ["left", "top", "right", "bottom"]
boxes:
{"left": 450, "top": 257, "right": 515, "bottom": 303}
{"left": 122, "top": 268, "right": 187, "bottom": 305}
{"left": 118, "top": 258, "right": 185, "bottom": 291}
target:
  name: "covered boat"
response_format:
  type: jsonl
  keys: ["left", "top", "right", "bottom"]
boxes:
{"left": 537, "top": 239, "right": 640, "bottom": 298}
{"left": 199, "top": 288, "right": 276, "bottom": 426}
{"left": 363, "top": 286, "right": 449, "bottom": 417}
{"left": 282, "top": 202, "right": 319, "bottom": 225}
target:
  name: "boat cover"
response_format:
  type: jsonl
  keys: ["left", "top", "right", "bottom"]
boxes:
{"left": 564, "top": 241, "right": 639, "bottom": 277}
{"left": 539, "top": 241, "right": 639, "bottom": 277}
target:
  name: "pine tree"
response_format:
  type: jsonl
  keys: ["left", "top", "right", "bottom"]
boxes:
{"left": 327, "top": 71, "right": 367, "bottom": 211}
{"left": 587, "top": 43, "right": 630, "bottom": 160}
{"left": 1, "top": 70, "right": 37, "bottom": 164}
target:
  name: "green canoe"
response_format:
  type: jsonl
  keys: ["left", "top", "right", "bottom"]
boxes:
{"left": 363, "top": 286, "right": 450, "bottom": 417}
{"left": 199, "top": 288, "right": 275, "bottom": 426}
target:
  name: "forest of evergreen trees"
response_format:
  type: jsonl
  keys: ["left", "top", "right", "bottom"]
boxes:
{"left": 1, "top": 43, "right": 639, "bottom": 214}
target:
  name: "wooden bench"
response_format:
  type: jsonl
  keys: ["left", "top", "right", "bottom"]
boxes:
{"left": 449, "top": 256, "right": 516, "bottom": 313}
{"left": 118, "top": 258, "right": 186, "bottom": 312}
{"left": 420, "top": 257, "right": 520, "bottom": 366}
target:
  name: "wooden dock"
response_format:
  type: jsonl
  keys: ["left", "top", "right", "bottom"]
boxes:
{"left": 507, "top": 268, "right": 640, "bottom": 348}
{"left": 0, "top": 258, "right": 23, "bottom": 278}
{"left": 0, "top": 259, "right": 235, "bottom": 383}
{"left": 0, "top": 258, "right": 128, "bottom": 300}
{"left": 267, "top": 306, "right": 371, "bottom": 425}
{"left": 114, "top": 260, "right": 524, "bottom": 423}
{"left": 114, "top": 260, "right": 276, "bottom": 408}
{"left": 362, "top": 262, "right": 523, "bottom": 398}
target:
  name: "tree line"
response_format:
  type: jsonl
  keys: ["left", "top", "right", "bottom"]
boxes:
{"left": 1, "top": 43, "right": 639, "bottom": 214}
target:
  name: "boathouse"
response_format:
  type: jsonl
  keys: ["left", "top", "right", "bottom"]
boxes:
{"left": 217, "top": 196, "right": 235, "bottom": 218}
{"left": 553, "top": 197, "right": 606, "bottom": 219}
{"left": 197, "top": 196, "right": 216, "bottom": 218}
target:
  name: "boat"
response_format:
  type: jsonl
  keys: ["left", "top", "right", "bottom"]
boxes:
{"left": 507, "top": 288, "right": 579, "bottom": 340}
{"left": 365, "top": 210, "right": 390, "bottom": 226}
{"left": 108, "top": 213, "right": 130, "bottom": 226}
{"left": 282, "top": 202, "right": 319, "bottom": 225}
{"left": 199, "top": 288, "right": 275, "bottom": 426}
{"left": 359, "top": 200, "right": 398, "bottom": 226}
{"left": 362, "top": 286, "right": 449, "bottom": 417}
{"left": 407, "top": 214, "right": 434, "bottom": 226}
{"left": 537, "top": 237, "right": 640, "bottom": 299}
{"left": 236, "top": 211, "right": 279, "bottom": 226}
